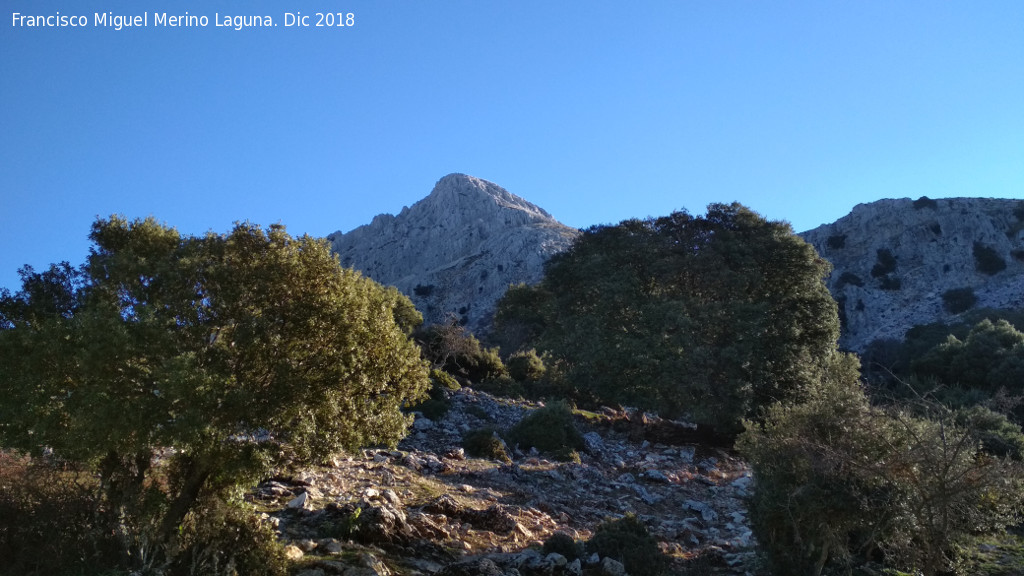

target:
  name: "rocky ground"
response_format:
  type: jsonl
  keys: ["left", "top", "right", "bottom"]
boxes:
{"left": 251, "top": 387, "right": 761, "bottom": 576}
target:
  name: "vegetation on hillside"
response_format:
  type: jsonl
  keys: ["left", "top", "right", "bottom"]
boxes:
{"left": 0, "top": 217, "right": 430, "bottom": 574}
{"left": 4, "top": 206, "right": 1024, "bottom": 576}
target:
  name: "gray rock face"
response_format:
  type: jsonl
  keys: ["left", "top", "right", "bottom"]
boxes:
{"left": 328, "top": 174, "right": 579, "bottom": 335}
{"left": 801, "top": 197, "right": 1024, "bottom": 351}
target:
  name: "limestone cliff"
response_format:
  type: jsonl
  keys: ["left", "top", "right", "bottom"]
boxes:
{"left": 327, "top": 174, "right": 579, "bottom": 335}
{"left": 801, "top": 197, "right": 1024, "bottom": 351}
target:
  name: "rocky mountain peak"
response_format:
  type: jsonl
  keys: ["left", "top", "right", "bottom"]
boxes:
{"left": 328, "top": 175, "right": 579, "bottom": 335}
{"left": 800, "top": 196, "right": 1024, "bottom": 351}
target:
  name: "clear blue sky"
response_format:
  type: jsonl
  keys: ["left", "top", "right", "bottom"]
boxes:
{"left": 2, "top": 1, "right": 1022, "bottom": 292}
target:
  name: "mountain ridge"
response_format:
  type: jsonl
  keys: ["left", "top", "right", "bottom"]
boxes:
{"left": 327, "top": 174, "right": 579, "bottom": 335}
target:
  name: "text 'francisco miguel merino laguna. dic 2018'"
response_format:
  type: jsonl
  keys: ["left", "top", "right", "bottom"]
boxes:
{"left": 10, "top": 11, "right": 355, "bottom": 30}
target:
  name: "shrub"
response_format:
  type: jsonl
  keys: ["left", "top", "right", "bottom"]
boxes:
{"left": 170, "top": 497, "right": 288, "bottom": 576}
{"left": 415, "top": 386, "right": 450, "bottom": 421}
{"left": 0, "top": 451, "right": 121, "bottom": 575}
{"left": 1013, "top": 249, "right": 1024, "bottom": 262}
{"left": 430, "top": 368, "right": 461, "bottom": 391}
{"left": 827, "top": 234, "right": 847, "bottom": 250}
{"left": 914, "top": 196, "right": 938, "bottom": 210}
{"left": 879, "top": 276, "right": 902, "bottom": 290}
{"left": 974, "top": 242, "right": 1006, "bottom": 275}
{"left": 475, "top": 374, "right": 526, "bottom": 399}
{"left": 929, "top": 222, "right": 942, "bottom": 235}
{"left": 739, "top": 353, "right": 1024, "bottom": 576}
{"left": 542, "top": 531, "right": 582, "bottom": 561}
{"left": 417, "top": 320, "right": 507, "bottom": 382}
{"left": 462, "top": 428, "right": 511, "bottom": 463}
{"left": 872, "top": 248, "right": 898, "bottom": 277}
{"left": 835, "top": 271, "right": 864, "bottom": 290}
{"left": 955, "top": 406, "right": 1024, "bottom": 460}
{"left": 1015, "top": 202, "right": 1024, "bottom": 221}
{"left": 942, "top": 287, "right": 977, "bottom": 314}
{"left": 507, "top": 402, "right": 585, "bottom": 461}
{"left": 507, "top": 349, "right": 547, "bottom": 383}
{"left": 585, "top": 514, "right": 667, "bottom": 576}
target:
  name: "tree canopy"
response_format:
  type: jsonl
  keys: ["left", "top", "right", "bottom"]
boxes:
{"left": 494, "top": 203, "right": 839, "bottom": 433}
{"left": 0, "top": 216, "right": 430, "bottom": 571}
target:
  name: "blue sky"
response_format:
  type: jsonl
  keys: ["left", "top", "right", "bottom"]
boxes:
{"left": 2, "top": 1, "right": 1022, "bottom": 292}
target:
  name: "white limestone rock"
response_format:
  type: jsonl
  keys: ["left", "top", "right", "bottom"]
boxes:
{"left": 800, "top": 197, "right": 1024, "bottom": 351}
{"left": 328, "top": 174, "right": 579, "bottom": 335}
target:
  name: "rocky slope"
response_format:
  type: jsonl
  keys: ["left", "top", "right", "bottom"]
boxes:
{"left": 801, "top": 197, "right": 1024, "bottom": 351}
{"left": 254, "top": 387, "right": 757, "bottom": 576}
{"left": 327, "top": 175, "right": 579, "bottom": 335}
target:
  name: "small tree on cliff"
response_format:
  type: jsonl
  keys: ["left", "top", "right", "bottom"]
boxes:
{"left": 0, "top": 217, "right": 430, "bottom": 571}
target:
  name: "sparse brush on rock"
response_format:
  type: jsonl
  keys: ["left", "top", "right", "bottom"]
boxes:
{"left": 585, "top": 514, "right": 668, "bottom": 576}
{"left": 462, "top": 427, "right": 512, "bottom": 463}
{"left": 507, "top": 402, "right": 584, "bottom": 461}
{"left": 476, "top": 374, "right": 526, "bottom": 399}
{"left": 542, "top": 531, "right": 583, "bottom": 561}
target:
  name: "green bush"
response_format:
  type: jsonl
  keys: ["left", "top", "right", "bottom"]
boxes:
{"left": 170, "top": 497, "right": 288, "bottom": 576}
{"left": 585, "top": 514, "right": 667, "bottom": 576}
{"left": 542, "top": 531, "right": 582, "bottom": 561}
{"left": 872, "top": 248, "right": 898, "bottom": 277}
{"left": 0, "top": 451, "right": 121, "bottom": 575}
{"left": 835, "top": 271, "right": 864, "bottom": 289}
{"left": 956, "top": 406, "right": 1024, "bottom": 460}
{"left": 942, "top": 287, "right": 977, "bottom": 314}
{"left": 974, "top": 242, "right": 1007, "bottom": 275}
{"left": 507, "top": 349, "right": 547, "bottom": 383}
{"left": 507, "top": 402, "right": 584, "bottom": 461}
{"left": 827, "top": 234, "right": 847, "bottom": 250}
{"left": 475, "top": 375, "right": 526, "bottom": 399}
{"left": 739, "top": 352, "right": 1024, "bottom": 576}
{"left": 430, "top": 368, "right": 461, "bottom": 391}
{"left": 417, "top": 320, "right": 507, "bottom": 382}
{"left": 914, "top": 196, "right": 939, "bottom": 210}
{"left": 462, "top": 428, "right": 511, "bottom": 463}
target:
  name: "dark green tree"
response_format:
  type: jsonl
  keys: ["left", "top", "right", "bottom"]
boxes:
{"left": 495, "top": 203, "right": 838, "bottom": 433}
{"left": 0, "top": 216, "right": 430, "bottom": 572}
{"left": 913, "top": 318, "right": 1024, "bottom": 396}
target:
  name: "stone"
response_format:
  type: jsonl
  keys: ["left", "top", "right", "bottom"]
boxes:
{"left": 413, "top": 416, "right": 434, "bottom": 431}
{"left": 319, "top": 539, "right": 344, "bottom": 554}
{"left": 546, "top": 552, "right": 568, "bottom": 567}
{"left": 436, "top": 558, "right": 504, "bottom": 576}
{"left": 284, "top": 544, "right": 305, "bottom": 560}
{"left": 582, "top": 431, "right": 605, "bottom": 453}
{"left": 296, "top": 539, "right": 318, "bottom": 552}
{"left": 684, "top": 499, "right": 719, "bottom": 523}
{"left": 327, "top": 174, "right": 579, "bottom": 336}
{"left": 567, "top": 558, "right": 583, "bottom": 576}
{"left": 287, "top": 491, "right": 310, "bottom": 509}
{"left": 600, "top": 557, "right": 626, "bottom": 576}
